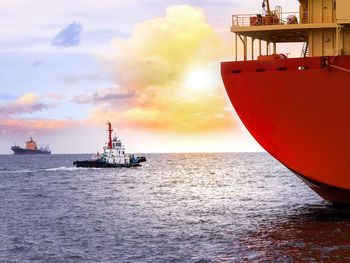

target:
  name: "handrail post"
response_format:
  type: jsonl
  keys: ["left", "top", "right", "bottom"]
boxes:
{"left": 244, "top": 36, "right": 247, "bottom": 61}
{"left": 266, "top": 41, "right": 270, "bottom": 55}
{"left": 237, "top": 33, "right": 247, "bottom": 61}
{"left": 235, "top": 33, "right": 238, "bottom": 61}
{"left": 259, "top": 40, "right": 262, "bottom": 56}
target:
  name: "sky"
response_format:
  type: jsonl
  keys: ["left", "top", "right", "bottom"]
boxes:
{"left": 0, "top": 0, "right": 300, "bottom": 154}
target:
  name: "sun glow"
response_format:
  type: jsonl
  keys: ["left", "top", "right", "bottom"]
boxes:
{"left": 185, "top": 69, "right": 216, "bottom": 90}
{"left": 92, "top": 5, "right": 234, "bottom": 134}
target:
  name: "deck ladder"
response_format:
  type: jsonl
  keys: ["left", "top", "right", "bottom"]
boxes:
{"left": 301, "top": 42, "right": 309, "bottom": 57}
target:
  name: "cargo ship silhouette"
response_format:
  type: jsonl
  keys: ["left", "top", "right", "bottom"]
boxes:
{"left": 221, "top": 0, "right": 350, "bottom": 204}
{"left": 11, "top": 137, "right": 51, "bottom": 155}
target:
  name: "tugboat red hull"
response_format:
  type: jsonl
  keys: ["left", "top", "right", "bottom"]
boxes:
{"left": 221, "top": 55, "right": 350, "bottom": 204}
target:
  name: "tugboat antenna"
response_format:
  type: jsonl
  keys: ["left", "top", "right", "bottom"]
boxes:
{"left": 263, "top": 0, "right": 271, "bottom": 16}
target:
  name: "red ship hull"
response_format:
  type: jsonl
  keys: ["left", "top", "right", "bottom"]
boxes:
{"left": 221, "top": 55, "right": 350, "bottom": 204}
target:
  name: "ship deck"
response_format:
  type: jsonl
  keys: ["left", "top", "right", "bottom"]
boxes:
{"left": 231, "top": 23, "right": 338, "bottom": 43}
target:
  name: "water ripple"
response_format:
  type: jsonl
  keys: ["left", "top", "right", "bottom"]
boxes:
{"left": 0, "top": 153, "right": 348, "bottom": 262}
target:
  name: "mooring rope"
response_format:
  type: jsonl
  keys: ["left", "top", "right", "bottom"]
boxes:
{"left": 329, "top": 64, "right": 350, "bottom": 73}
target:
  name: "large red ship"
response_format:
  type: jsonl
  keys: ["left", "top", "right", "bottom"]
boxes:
{"left": 221, "top": 0, "right": 350, "bottom": 204}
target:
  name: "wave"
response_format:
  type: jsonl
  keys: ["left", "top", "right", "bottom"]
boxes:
{"left": 4, "top": 169, "right": 34, "bottom": 174}
{"left": 0, "top": 167, "right": 86, "bottom": 174}
{"left": 44, "top": 166, "right": 86, "bottom": 171}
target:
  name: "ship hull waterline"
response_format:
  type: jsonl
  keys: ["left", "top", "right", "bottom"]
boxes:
{"left": 73, "top": 160, "right": 139, "bottom": 168}
{"left": 11, "top": 148, "right": 51, "bottom": 155}
{"left": 221, "top": 55, "right": 350, "bottom": 204}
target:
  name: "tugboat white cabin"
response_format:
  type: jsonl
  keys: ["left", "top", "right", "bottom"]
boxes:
{"left": 102, "top": 122, "right": 130, "bottom": 165}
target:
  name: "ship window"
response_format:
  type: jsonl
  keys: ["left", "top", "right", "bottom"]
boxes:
{"left": 232, "top": 70, "right": 242, "bottom": 73}
{"left": 256, "top": 69, "right": 265, "bottom": 72}
{"left": 298, "top": 66, "right": 309, "bottom": 70}
{"left": 276, "top": 67, "right": 287, "bottom": 71}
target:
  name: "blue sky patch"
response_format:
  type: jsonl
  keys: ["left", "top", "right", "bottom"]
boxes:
{"left": 0, "top": 93, "right": 18, "bottom": 102}
{"left": 51, "top": 21, "right": 83, "bottom": 48}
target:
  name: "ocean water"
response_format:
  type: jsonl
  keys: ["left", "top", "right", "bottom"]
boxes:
{"left": 0, "top": 153, "right": 349, "bottom": 263}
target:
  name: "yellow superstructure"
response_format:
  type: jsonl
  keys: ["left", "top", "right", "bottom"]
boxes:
{"left": 232, "top": 0, "right": 350, "bottom": 59}
{"left": 25, "top": 137, "right": 37, "bottom": 150}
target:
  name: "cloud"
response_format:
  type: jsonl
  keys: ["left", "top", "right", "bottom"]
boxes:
{"left": 96, "top": 92, "right": 134, "bottom": 101}
{"left": 51, "top": 21, "right": 83, "bottom": 48}
{"left": 0, "top": 93, "right": 75, "bottom": 135}
{"left": 57, "top": 73, "right": 104, "bottom": 85}
{"left": 73, "top": 88, "right": 135, "bottom": 105}
{"left": 0, "top": 118, "right": 76, "bottom": 135}
{"left": 43, "top": 93, "right": 64, "bottom": 100}
{"left": 0, "top": 94, "right": 49, "bottom": 115}
{"left": 90, "top": 5, "right": 234, "bottom": 133}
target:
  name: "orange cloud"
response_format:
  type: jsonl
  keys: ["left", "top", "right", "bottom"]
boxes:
{"left": 90, "top": 5, "right": 235, "bottom": 133}
{"left": 0, "top": 94, "right": 49, "bottom": 115}
{"left": 43, "top": 93, "right": 64, "bottom": 100}
{"left": 0, "top": 118, "right": 77, "bottom": 134}
{"left": 0, "top": 93, "right": 74, "bottom": 134}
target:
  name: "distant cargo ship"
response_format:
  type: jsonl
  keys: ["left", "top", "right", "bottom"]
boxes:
{"left": 11, "top": 137, "right": 51, "bottom": 155}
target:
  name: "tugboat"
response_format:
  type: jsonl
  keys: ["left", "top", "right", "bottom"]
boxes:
{"left": 11, "top": 137, "right": 51, "bottom": 155}
{"left": 73, "top": 121, "right": 146, "bottom": 168}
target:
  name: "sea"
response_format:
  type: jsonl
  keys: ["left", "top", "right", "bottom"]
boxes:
{"left": 0, "top": 153, "right": 349, "bottom": 263}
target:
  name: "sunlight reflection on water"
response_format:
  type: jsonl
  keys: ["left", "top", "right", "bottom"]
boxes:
{"left": 0, "top": 153, "right": 349, "bottom": 262}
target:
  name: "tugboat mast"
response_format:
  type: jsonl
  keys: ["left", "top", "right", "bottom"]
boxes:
{"left": 265, "top": 0, "right": 271, "bottom": 16}
{"left": 107, "top": 121, "right": 113, "bottom": 149}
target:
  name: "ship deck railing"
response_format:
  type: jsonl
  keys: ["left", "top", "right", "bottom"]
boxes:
{"left": 232, "top": 11, "right": 309, "bottom": 28}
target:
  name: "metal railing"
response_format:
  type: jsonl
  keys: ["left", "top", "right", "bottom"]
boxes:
{"left": 232, "top": 11, "right": 309, "bottom": 27}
